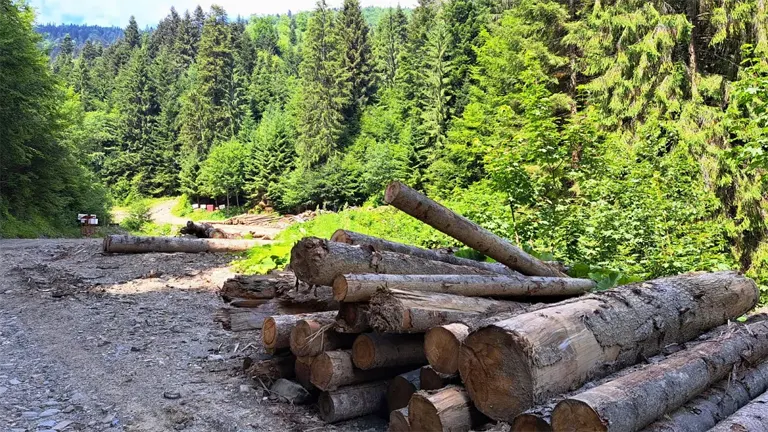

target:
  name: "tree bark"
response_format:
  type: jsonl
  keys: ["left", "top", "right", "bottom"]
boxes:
{"left": 334, "top": 273, "right": 593, "bottom": 303}
{"left": 708, "top": 389, "right": 768, "bottom": 432}
{"left": 103, "top": 235, "right": 266, "bottom": 253}
{"left": 290, "top": 237, "right": 499, "bottom": 287}
{"left": 458, "top": 271, "right": 758, "bottom": 422}
{"left": 642, "top": 360, "right": 768, "bottom": 432}
{"left": 384, "top": 182, "right": 566, "bottom": 277}
{"left": 243, "top": 353, "right": 296, "bottom": 383}
{"left": 180, "top": 220, "right": 227, "bottom": 238}
{"left": 310, "top": 350, "right": 414, "bottom": 392}
{"left": 388, "top": 369, "right": 421, "bottom": 413}
{"left": 220, "top": 272, "right": 303, "bottom": 301}
{"left": 318, "top": 381, "right": 389, "bottom": 423}
{"left": 331, "top": 230, "right": 520, "bottom": 276}
{"left": 420, "top": 365, "right": 460, "bottom": 391}
{"left": 335, "top": 303, "right": 372, "bottom": 333}
{"left": 389, "top": 407, "right": 411, "bottom": 432}
{"left": 551, "top": 318, "right": 768, "bottom": 432}
{"left": 289, "top": 317, "right": 357, "bottom": 357}
{"left": 262, "top": 311, "right": 338, "bottom": 353}
{"left": 294, "top": 356, "right": 316, "bottom": 390}
{"left": 352, "top": 333, "right": 427, "bottom": 370}
{"left": 408, "top": 386, "right": 486, "bottom": 432}
{"left": 369, "top": 289, "right": 529, "bottom": 333}
{"left": 217, "top": 300, "right": 337, "bottom": 333}
{"left": 424, "top": 323, "right": 470, "bottom": 375}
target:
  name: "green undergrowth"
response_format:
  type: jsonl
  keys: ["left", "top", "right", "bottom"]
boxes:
{"left": 0, "top": 211, "right": 81, "bottom": 238}
{"left": 171, "top": 194, "right": 248, "bottom": 221}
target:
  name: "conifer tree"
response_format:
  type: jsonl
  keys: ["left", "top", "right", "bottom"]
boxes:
{"left": 336, "top": 0, "right": 374, "bottom": 123}
{"left": 124, "top": 16, "right": 141, "bottom": 49}
{"left": 374, "top": 6, "right": 408, "bottom": 88}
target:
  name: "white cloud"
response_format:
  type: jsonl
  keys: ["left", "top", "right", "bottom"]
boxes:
{"left": 29, "top": 0, "right": 415, "bottom": 27}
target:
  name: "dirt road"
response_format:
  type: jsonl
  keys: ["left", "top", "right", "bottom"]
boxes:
{"left": 0, "top": 239, "right": 384, "bottom": 432}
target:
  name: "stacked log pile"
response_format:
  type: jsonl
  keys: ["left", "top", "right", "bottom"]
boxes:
{"left": 214, "top": 181, "right": 764, "bottom": 432}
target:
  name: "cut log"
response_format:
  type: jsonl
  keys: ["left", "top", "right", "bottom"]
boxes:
{"left": 219, "top": 273, "right": 298, "bottom": 301}
{"left": 388, "top": 369, "right": 421, "bottom": 413}
{"left": 217, "top": 301, "right": 337, "bottom": 333}
{"left": 290, "top": 237, "right": 498, "bottom": 287}
{"left": 318, "top": 381, "right": 389, "bottom": 423}
{"left": 310, "top": 350, "right": 414, "bottom": 391}
{"left": 513, "top": 413, "right": 553, "bottom": 432}
{"left": 335, "top": 303, "right": 372, "bottom": 333}
{"left": 551, "top": 317, "right": 768, "bottom": 432}
{"left": 642, "top": 360, "right": 768, "bottom": 432}
{"left": 369, "top": 289, "right": 529, "bottom": 333}
{"left": 334, "top": 273, "right": 594, "bottom": 302}
{"left": 707, "top": 389, "right": 768, "bottom": 432}
{"left": 243, "top": 353, "right": 296, "bottom": 382}
{"left": 180, "top": 220, "right": 226, "bottom": 238}
{"left": 420, "top": 366, "right": 461, "bottom": 391}
{"left": 294, "top": 356, "right": 316, "bottom": 390}
{"left": 384, "top": 182, "right": 566, "bottom": 277}
{"left": 459, "top": 271, "right": 759, "bottom": 421}
{"left": 331, "top": 230, "right": 520, "bottom": 276}
{"left": 289, "top": 318, "right": 357, "bottom": 357}
{"left": 424, "top": 323, "right": 470, "bottom": 375}
{"left": 408, "top": 386, "right": 486, "bottom": 432}
{"left": 262, "top": 311, "right": 338, "bottom": 353}
{"left": 389, "top": 407, "right": 411, "bottom": 432}
{"left": 352, "top": 333, "right": 427, "bottom": 370}
{"left": 103, "top": 235, "right": 266, "bottom": 253}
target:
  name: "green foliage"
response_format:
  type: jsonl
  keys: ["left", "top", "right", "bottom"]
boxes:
{"left": 121, "top": 199, "right": 152, "bottom": 231}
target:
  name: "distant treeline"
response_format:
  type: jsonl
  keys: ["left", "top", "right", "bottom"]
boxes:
{"left": 35, "top": 24, "right": 123, "bottom": 56}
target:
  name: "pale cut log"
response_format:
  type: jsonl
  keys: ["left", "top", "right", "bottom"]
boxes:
{"left": 334, "top": 273, "right": 593, "bottom": 302}
{"left": 369, "top": 289, "right": 529, "bottom": 333}
{"left": 318, "top": 380, "right": 389, "bottom": 423}
{"left": 310, "top": 350, "right": 413, "bottom": 391}
{"left": 335, "top": 303, "right": 372, "bottom": 333}
{"left": 289, "top": 317, "right": 357, "bottom": 357}
{"left": 352, "top": 333, "right": 426, "bottom": 370}
{"left": 642, "top": 360, "right": 768, "bottom": 432}
{"left": 290, "top": 237, "right": 498, "bottom": 287}
{"left": 103, "top": 234, "right": 266, "bottom": 253}
{"left": 389, "top": 407, "right": 411, "bottom": 432}
{"left": 331, "top": 230, "right": 520, "bottom": 276}
{"left": 294, "top": 356, "right": 316, "bottom": 390}
{"left": 243, "top": 353, "right": 296, "bottom": 382}
{"left": 384, "top": 182, "right": 566, "bottom": 277}
{"left": 708, "top": 389, "right": 768, "bottom": 432}
{"left": 550, "top": 318, "right": 768, "bottom": 432}
{"left": 262, "top": 311, "right": 338, "bottom": 353}
{"left": 420, "top": 366, "right": 461, "bottom": 391}
{"left": 459, "top": 271, "right": 759, "bottom": 421}
{"left": 387, "top": 369, "right": 421, "bottom": 412}
{"left": 425, "top": 323, "right": 470, "bottom": 375}
{"left": 408, "top": 386, "right": 486, "bottom": 432}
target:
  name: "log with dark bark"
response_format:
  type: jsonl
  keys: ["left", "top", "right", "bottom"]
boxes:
{"left": 335, "top": 303, "right": 372, "bottom": 333}
{"left": 294, "top": 356, "right": 316, "bottom": 390}
{"left": 708, "top": 389, "right": 768, "bottom": 432}
{"left": 550, "top": 318, "right": 768, "bottom": 432}
{"left": 289, "top": 317, "right": 357, "bottom": 357}
{"left": 262, "top": 311, "right": 338, "bottom": 353}
{"left": 180, "top": 220, "right": 227, "bottom": 238}
{"left": 290, "top": 237, "right": 499, "bottom": 287}
{"left": 331, "top": 230, "right": 520, "bottom": 276}
{"left": 318, "top": 381, "right": 389, "bottom": 423}
{"left": 458, "top": 271, "right": 759, "bottom": 422}
{"left": 420, "top": 366, "right": 461, "bottom": 391}
{"left": 219, "top": 272, "right": 299, "bottom": 301}
{"left": 103, "top": 235, "right": 266, "bottom": 253}
{"left": 334, "top": 273, "right": 594, "bottom": 302}
{"left": 389, "top": 407, "right": 411, "bottom": 432}
{"left": 352, "top": 333, "right": 427, "bottom": 370}
{"left": 243, "top": 353, "right": 296, "bottom": 382}
{"left": 384, "top": 182, "right": 566, "bottom": 277}
{"left": 408, "top": 386, "right": 486, "bottom": 432}
{"left": 309, "top": 350, "right": 414, "bottom": 391}
{"left": 369, "top": 289, "right": 528, "bottom": 333}
{"left": 387, "top": 369, "right": 421, "bottom": 413}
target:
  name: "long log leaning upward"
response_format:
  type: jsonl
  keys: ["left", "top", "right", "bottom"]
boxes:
{"left": 384, "top": 181, "right": 566, "bottom": 277}
{"left": 387, "top": 369, "right": 421, "bottom": 413}
{"left": 335, "top": 303, "right": 372, "bottom": 333}
{"left": 708, "top": 389, "right": 768, "bottom": 432}
{"left": 369, "top": 289, "right": 529, "bottom": 333}
{"left": 408, "top": 386, "right": 486, "bottom": 432}
{"left": 318, "top": 381, "right": 389, "bottom": 423}
{"left": 389, "top": 407, "right": 411, "bottom": 432}
{"left": 352, "top": 333, "right": 426, "bottom": 370}
{"left": 551, "top": 318, "right": 768, "bottom": 432}
{"left": 262, "top": 311, "right": 338, "bottom": 353}
{"left": 420, "top": 366, "right": 460, "bottom": 391}
{"left": 331, "top": 230, "right": 520, "bottom": 276}
{"left": 289, "top": 317, "right": 357, "bottom": 357}
{"left": 310, "top": 350, "right": 413, "bottom": 392}
{"left": 458, "top": 271, "right": 759, "bottom": 422}
{"left": 334, "top": 273, "right": 593, "bottom": 303}
{"left": 642, "top": 360, "right": 768, "bottom": 432}
{"left": 103, "top": 234, "right": 266, "bottom": 253}
{"left": 290, "top": 237, "right": 498, "bottom": 287}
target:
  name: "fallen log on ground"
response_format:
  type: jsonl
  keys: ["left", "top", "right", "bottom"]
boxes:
{"left": 408, "top": 386, "right": 486, "bottom": 432}
{"left": 642, "top": 360, "right": 768, "bottom": 432}
{"left": 289, "top": 317, "right": 357, "bottom": 357}
{"left": 352, "top": 333, "right": 426, "bottom": 370}
{"left": 384, "top": 181, "right": 566, "bottom": 277}
{"left": 263, "top": 311, "right": 338, "bottom": 353}
{"left": 103, "top": 235, "right": 266, "bottom": 253}
{"left": 387, "top": 369, "right": 421, "bottom": 413}
{"left": 217, "top": 300, "right": 338, "bottom": 332}
{"left": 310, "top": 350, "right": 413, "bottom": 391}
{"left": 458, "top": 271, "right": 758, "bottom": 421}
{"left": 243, "top": 353, "right": 296, "bottom": 382}
{"left": 294, "top": 356, "right": 316, "bottom": 390}
{"left": 420, "top": 366, "right": 460, "bottom": 391}
{"left": 331, "top": 230, "right": 520, "bottom": 276}
{"left": 708, "top": 388, "right": 768, "bottom": 432}
{"left": 180, "top": 220, "right": 226, "bottom": 238}
{"left": 389, "top": 407, "right": 410, "bottom": 432}
{"left": 219, "top": 273, "right": 298, "bottom": 301}
{"left": 334, "top": 273, "right": 594, "bottom": 302}
{"left": 318, "top": 381, "right": 389, "bottom": 423}
{"left": 369, "top": 289, "right": 529, "bottom": 333}
{"left": 290, "top": 237, "right": 499, "bottom": 287}
{"left": 335, "top": 303, "right": 372, "bottom": 333}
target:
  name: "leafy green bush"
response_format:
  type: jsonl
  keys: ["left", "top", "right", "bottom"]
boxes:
{"left": 121, "top": 200, "right": 152, "bottom": 232}
{"left": 171, "top": 194, "right": 192, "bottom": 217}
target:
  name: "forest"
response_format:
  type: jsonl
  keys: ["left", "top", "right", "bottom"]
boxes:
{"left": 3, "top": 0, "right": 768, "bottom": 291}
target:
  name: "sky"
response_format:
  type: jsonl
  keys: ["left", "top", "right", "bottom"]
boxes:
{"left": 28, "top": 0, "right": 417, "bottom": 27}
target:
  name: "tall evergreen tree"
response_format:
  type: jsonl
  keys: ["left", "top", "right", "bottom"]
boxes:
{"left": 336, "top": 0, "right": 374, "bottom": 125}
{"left": 124, "top": 16, "right": 141, "bottom": 49}
{"left": 374, "top": 6, "right": 408, "bottom": 88}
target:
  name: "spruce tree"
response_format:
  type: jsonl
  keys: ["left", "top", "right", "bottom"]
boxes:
{"left": 124, "top": 16, "right": 141, "bottom": 49}
{"left": 336, "top": 0, "right": 374, "bottom": 124}
{"left": 374, "top": 6, "right": 408, "bottom": 88}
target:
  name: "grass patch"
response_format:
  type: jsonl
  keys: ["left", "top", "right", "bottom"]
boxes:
{"left": 172, "top": 194, "right": 248, "bottom": 221}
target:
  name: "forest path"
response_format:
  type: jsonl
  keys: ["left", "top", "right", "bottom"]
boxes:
{"left": 0, "top": 239, "right": 382, "bottom": 431}
{"left": 148, "top": 199, "right": 188, "bottom": 226}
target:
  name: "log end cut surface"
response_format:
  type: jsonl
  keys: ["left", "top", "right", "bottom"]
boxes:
{"left": 408, "top": 392, "right": 442, "bottom": 431}
{"left": 262, "top": 317, "right": 278, "bottom": 347}
{"left": 512, "top": 414, "right": 552, "bottom": 432}
{"left": 352, "top": 334, "right": 377, "bottom": 370}
{"left": 389, "top": 408, "right": 410, "bottom": 432}
{"left": 550, "top": 399, "right": 607, "bottom": 432}
{"left": 425, "top": 324, "right": 468, "bottom": 374}
{"left": 310, "top": 352, "right": 337, "bottom": 390}
{"left": 332, "top": 275, "right": 349, "bottom": 302}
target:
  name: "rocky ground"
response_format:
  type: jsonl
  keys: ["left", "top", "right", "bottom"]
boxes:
{"left": 0, "top": 239, "right": 385, "bottom": 432}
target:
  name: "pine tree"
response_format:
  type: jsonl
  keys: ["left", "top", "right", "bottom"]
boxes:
{"left": 420, "top": 19, "right": 453, "bottom": 150}
{"left": 374, "top": 6, "right": 408, "bottom": 88}
{"left": 336, "top": 0, "right": 374, "bottom": 125}
{"left": 249, "top": 51, "right": 289, "bottom": 121}
{"left": 52, "top": 34, "right": 75, "bottom": 83}
{"left": 175, "top": 10, "right": 197, "bottom": 68}
{"left": 247, "top": 108, "right": 297, "bottom": 199}
{"left": 124, "top": 16, "right": 141, "bottom": 49}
